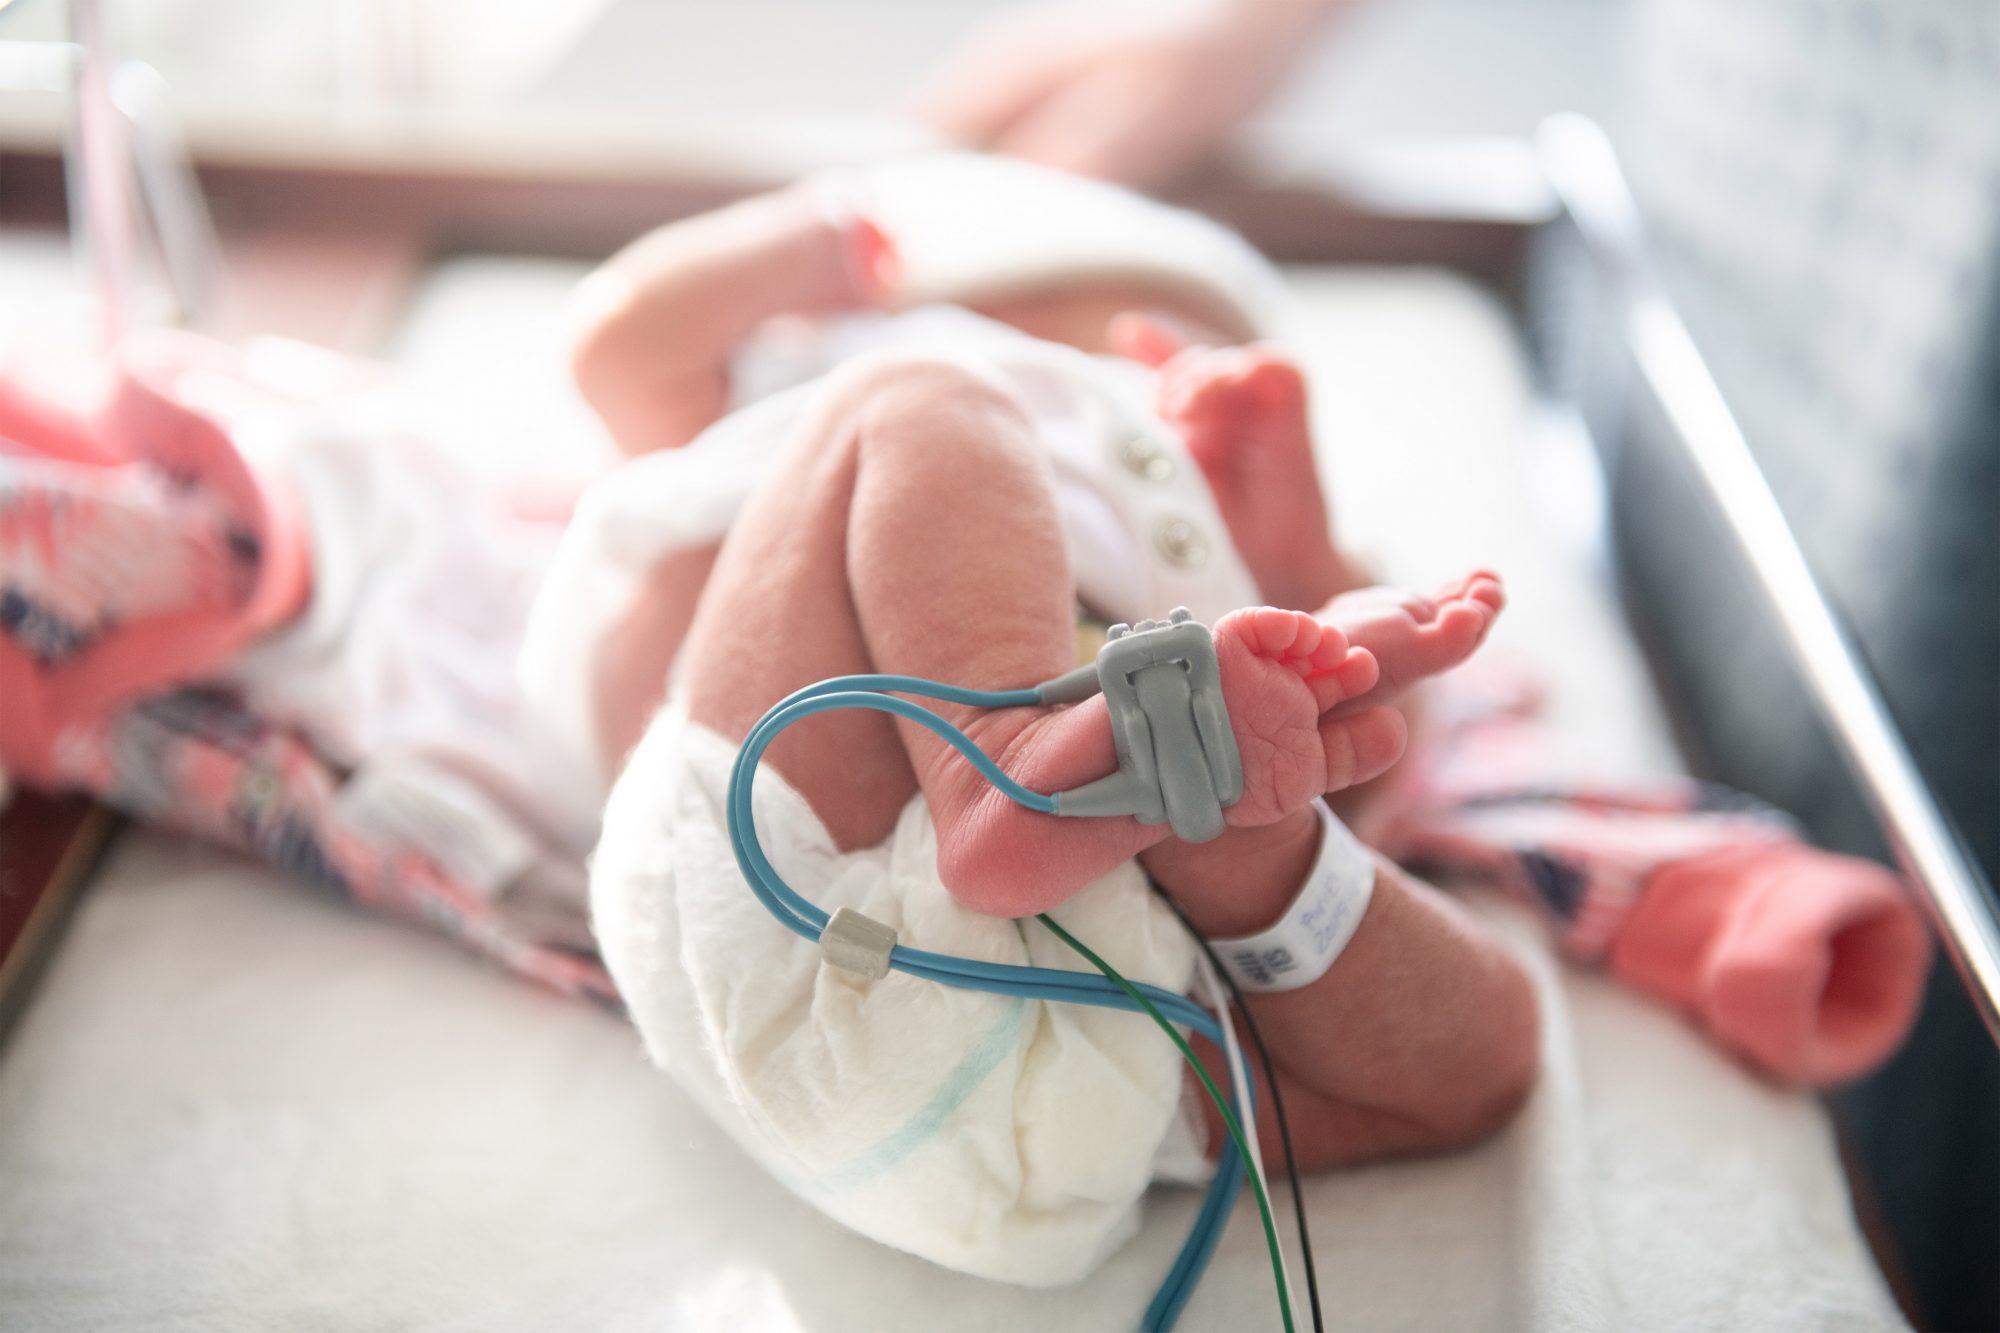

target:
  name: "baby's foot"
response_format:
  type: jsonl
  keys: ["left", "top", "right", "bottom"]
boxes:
{"left": 937, "top": 606, "right": 1405, "bottom": 916}
{"left": 1210, "top": 605, "right": 1405, "bottom": 827}
{"left": 1154, "top": 344, "right": 1365, "bottom": 611}
{"left": 1321, "top": 571, "right": 1505, "bottom": 715}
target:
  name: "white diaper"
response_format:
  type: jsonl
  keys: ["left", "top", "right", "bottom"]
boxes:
{"left": 591, "top": 700, "right": 1210, "bottom": 1285}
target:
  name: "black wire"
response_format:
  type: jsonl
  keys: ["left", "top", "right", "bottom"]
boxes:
{"left": 1150, "top": 881, "right": 1326, "bottom": 1333}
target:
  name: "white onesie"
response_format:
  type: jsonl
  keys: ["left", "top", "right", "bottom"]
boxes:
{"left": 568, "top": 306, "right": 1267, "bottom": 1285}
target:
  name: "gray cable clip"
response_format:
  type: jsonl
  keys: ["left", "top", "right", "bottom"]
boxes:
{"left": 821, "top": 906, "right": 896, "bottom": 979}
{"left": 1035, "top": 608, "right": 1243, "bottom": 843}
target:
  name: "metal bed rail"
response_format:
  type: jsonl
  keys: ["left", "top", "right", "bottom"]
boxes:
{"left": 1531, "top": 114, "right": 2000, "bottom": 1045}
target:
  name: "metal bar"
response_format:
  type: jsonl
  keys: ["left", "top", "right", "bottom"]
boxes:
{"left": 1536, "top": 113, "right": 2000, "bottom": 1044}
{"left": 67, "top": 0, "right": 134, "bottom": 345}
{"left": 113, "top": 61, "right": 221, "bottom": 326}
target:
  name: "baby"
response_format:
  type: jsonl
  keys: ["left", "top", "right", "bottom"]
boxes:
{"left": 0, "top": 151, "right": 1928, "bottom": 1292}
{"left": 560, "top": 157, "right": 1538, "bottom": 1282}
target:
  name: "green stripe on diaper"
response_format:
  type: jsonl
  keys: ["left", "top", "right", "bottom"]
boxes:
{"left": 818, "top": 998, "right": 1029, "bottom": 1193}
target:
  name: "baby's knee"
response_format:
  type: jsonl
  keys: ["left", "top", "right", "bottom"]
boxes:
{"left": 827, "top": 349, "right": 1019, "bottom": 412}
{"left": 824, "top": 351, "right": 1038, "bottom": 466}
{"left": 1427, "top": 946, "right": 1541, "bottom": 1147}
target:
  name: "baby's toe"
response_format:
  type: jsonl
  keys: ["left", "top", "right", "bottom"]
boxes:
{"left": 1309, "top": 645, "right": 1379, "bottom": 711}
{"left": 1234, "top": 354, "right": 1307, "bottom": 410}
{"left": 1319, "top": 704, "right": 1408, "bottom": 792}
{"left": 1441, "top": 569, "right": 1505, "bottom": 613}
{"left": 1426, "top": 574, "right": 1505, "bottom": 651}
{"left": 1160, "top": 347, "right": 1304, "bottom": 422}
{"left": 1464, "top": 571, "right": 1506, "bottom": 613}
{"left": 1236, "top": 605, "right": 1321, "bottom": 661}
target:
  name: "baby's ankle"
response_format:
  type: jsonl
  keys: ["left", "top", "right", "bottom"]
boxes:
{"left": 1256, "top": 542, "right": 1366, "bottom": 612}
{"left": 929, "top": 699, "right": 1162, "bottom": 918}
{"left": 1141, "top": 806, "right": 1324, "bottom": 938}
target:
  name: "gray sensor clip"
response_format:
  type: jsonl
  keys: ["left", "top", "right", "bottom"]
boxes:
{"left": 1036, "top": 608, "right": 1243, "bottom": 843}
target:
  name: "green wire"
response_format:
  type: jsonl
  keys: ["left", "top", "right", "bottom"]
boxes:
{"left": 1036, "top": 913, "right": 1294, "bottom": 1333}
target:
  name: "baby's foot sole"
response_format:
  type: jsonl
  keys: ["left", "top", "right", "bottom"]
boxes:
{"left": 1212, "top": 606, "right": 1405, "bottom": 826}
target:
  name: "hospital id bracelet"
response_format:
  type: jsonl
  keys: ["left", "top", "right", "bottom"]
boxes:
{"left": 1212, "top": 802, "right": 1377, "bottom": 993}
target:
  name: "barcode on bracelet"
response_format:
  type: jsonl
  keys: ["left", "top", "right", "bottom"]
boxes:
{"left": 1224, "top": 945, "right": 1299, "bottom": 988}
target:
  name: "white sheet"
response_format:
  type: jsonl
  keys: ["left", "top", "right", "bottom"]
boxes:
{"left": 0, "top": 260, "right": 1905, "bottom": 1331}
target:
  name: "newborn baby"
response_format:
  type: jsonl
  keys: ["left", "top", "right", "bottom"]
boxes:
{"left": 560, "top": 157, "right": 1537, "bottom": 1283}
{"left": 0, "top": 150, "right": 1925, "bottom": 1290}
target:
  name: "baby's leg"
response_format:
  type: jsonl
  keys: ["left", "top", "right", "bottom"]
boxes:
{"left": 1149, "top": 339, "right": 1361, "bottom": 612}
{"left": 596, "top": 543, "right": 721, "bottom": 770}
{"left": 1142, "top": 811, "right": 1539, "bottom": 1167}
{"left": 1139, "top": 331, "right": 1510, "bottom": 696}
{"left": 568, "top": 187, "right": 892, "bottom": 454}
{"left": 676, "top": 354, "right": 1086, "bottom": 853}
{"left": 675, "top": 354, "right": 1410, "bottom": 913}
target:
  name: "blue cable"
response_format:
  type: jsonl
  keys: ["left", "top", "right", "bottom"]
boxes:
{"left": 727, "top": 685, "right": 1216, "bottom": 1030}
{"left": 1152, "top": 1128, "right": 1244, "bottom": 1329}
{"left": 725, "top": 673, "right": 1249, "bottom": 1332}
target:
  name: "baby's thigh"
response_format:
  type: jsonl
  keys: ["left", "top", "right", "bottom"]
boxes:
{"left": 595, "top": 542, "right": 721, "bottom": 772}
{"left": 675, "top": 354, "right": 1058, "bottom": 848}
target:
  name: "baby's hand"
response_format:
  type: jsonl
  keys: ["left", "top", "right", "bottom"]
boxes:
{"left": 804, "top": 182, "right": 902, "bottom": 311}
{"left": 566, "top": 184, "right": 905, "bottom": 454}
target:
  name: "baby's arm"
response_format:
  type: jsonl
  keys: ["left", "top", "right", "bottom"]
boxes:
{"left": 567, "top": 187, "right": 892, "bottom": 454}
{"left": 1139, "top": 806, "right": 1539, "bottom": 1167}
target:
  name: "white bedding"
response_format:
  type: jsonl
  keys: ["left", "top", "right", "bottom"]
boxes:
{"left": 0, "top": 261, "right": 1905, "bottom": 1331}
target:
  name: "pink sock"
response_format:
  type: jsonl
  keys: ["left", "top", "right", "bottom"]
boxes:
{"left": 1608, "top": 843, "right": 1932, "bottom": 1085}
